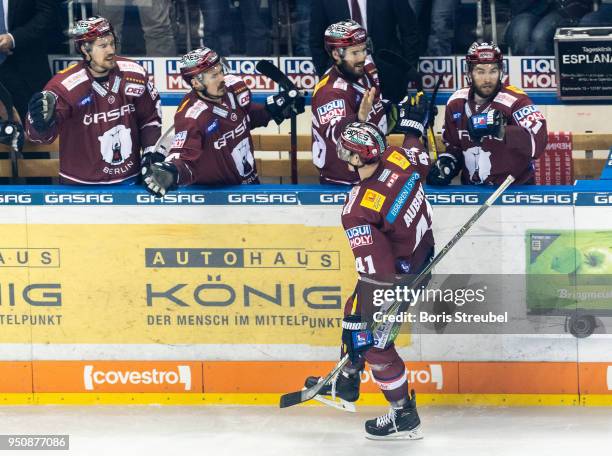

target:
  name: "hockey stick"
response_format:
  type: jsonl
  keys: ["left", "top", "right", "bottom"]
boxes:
{"left": 256, "top": 60, "right": 300, "bottom": 184}
{"left": 279, "top": 174, "right": 516, "bottom": 409}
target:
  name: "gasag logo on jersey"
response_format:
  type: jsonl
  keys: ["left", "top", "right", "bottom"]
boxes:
{"left": 281, "top": 58, "right": 319, "bottom": 91}
{"left": 317, "top": 99, "right": 346, "bottom": 124}
{"left": 125, "top": 82, "right": 146, "bottom": 97}
{"left": 83, "top": 104, "right": 136, "bottom": 125}
{"left": 460, "top": 58, "right": 510, "bottom": 87}
{"left": 418, "top": 58, "right": 455, "bottom": 90}
{"left": 214, "top": 118, "right": 248, "bottom": 149}
{"left": 166, "top": 59, "right": 191, "bottom": 91}
{"left": 172, "top": 130, "right": 188, "bottom": 148}
{"left": 521, "top": 58, "right": 556, "bottom": 89}
{"left": 345, "top": 225, "right": 373, "bottom": 249}
{"left": 226, "top": 58, "right": 276, "bottom": 91}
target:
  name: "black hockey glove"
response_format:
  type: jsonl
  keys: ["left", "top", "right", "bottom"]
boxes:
{"left": 466, "top": 109, "right": 505, "bottom": 144}
{"left": 142, "top": 161, "right": 178, "bottom": 198}
{"left": 141, "top": 145, "right": 167, "bottom": 171}
{"left": 27, "top": 91, "right": 56, "bottom": 133}
{"left": 0, "top": 120, "right": 24, "bottom": 151}
{"left": 341, "top": 314, "right": 374, "bottom": 363}
{"left": 391, "top": 91, "right": 434, "bottom": 138}
{"left": 265, "top": 89, "right": 305, "bottom": 125}
{"left": 426, "top": 155, "right": 458, "bottom": 186}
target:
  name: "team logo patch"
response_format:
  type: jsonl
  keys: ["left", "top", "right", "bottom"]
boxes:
{"left": 360, "top": 189, "right": 386, "bottom": 212}
{"left": 317, "top": 99, "right": 345, "bottom": 124}
{"left": 387, "top": 151, "right": 410, "bottom": 170}
{"left": 206, "top": 119, "right": 219, "bottom": 134}
{"left": 125, "top": 82, "right": 145, "bottom": 97}
{"left": 345, "top": 224, "right": 373, "bottom": 249}
{"left": 171, "top": 130, "right": 188, "bottom": 149}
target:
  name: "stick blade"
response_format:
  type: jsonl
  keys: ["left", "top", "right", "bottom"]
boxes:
{"left": 279, "top": 390, "right": 304, "bottom": 408}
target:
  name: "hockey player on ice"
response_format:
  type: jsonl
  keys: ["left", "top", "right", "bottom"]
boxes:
{"left": 428, "top": 42, "right": 547, "bottom": 186}
{"left": 142, "top": 47, "right": 305, "bottom": 196}
{"left": 305, "top": 116, "right": 435, "bottom": 440}
{"left": 311, "top": 20, "right": 388, "bottom": 185}
{"left": 25, "top": 16, "right": 163, "bottom": 185}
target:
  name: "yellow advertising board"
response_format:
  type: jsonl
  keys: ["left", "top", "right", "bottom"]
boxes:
{"left": 0, "top": 224, "right": 359, "bottom": 345}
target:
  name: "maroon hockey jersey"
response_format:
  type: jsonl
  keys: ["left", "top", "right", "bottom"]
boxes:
{"left": 442, "top": 85, "right": 547, "bottom": 185}
{"left": 312, "top": 57, "right": 387, "bottom": 185}
{"left": 167, "top": 75, "right": 271, "bottom": 186}
{"left": 342, "top": 139, "right": 434, "bottom": 280}
{"left": 26, "top": 57, "right": 161, "bottom": 184}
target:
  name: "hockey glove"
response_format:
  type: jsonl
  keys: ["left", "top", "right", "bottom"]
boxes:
{"left": 466, "top": 109, "right": 505, "bottom": 144}
{"left": 141, "top": 145, "right": 167, "bottom": 171}
{"left": 342, "top": 314, "right": 374, "bottom": 363}
{"left": 27, "top": 91, "right": 56, "bottom": 133}
{"left": 426, "top": 155, "right": 458, "bottom": 186}
{"left": 142, "top": 161, "right": 178, "bottom": 198}
{"left": 265, "top": 89, "right": 305, "bottom": 125}
{"left": 392, "top": 91, "right": 433, "bottom": 138}
{"left": 0, "top": 121, "right": 24, "bottom": 152}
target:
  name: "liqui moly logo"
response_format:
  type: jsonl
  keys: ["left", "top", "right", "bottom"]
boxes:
{"left": 166, "top": 59, "right": 190, "bottom": 91}
{"left": 83, "top": 365, "right": 192, "bottom": 391}
{"left": 226, "top": 58, "right": 277, "bottom": 91}
{"left": 418, "top": 58, "right": 455, "bottom": 90}
{"left": 521, "top": 58, "right": 556, "bottom": 89}
{"left": 345, "top": 224, "right": 373, "bottom": 249}
{"left": 282, "top": 58, "right": 319, "bottom": 91}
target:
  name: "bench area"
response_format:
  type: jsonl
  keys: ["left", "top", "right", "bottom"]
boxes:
{"left": 1, "top": 133, "right": 611, "bottom": 181}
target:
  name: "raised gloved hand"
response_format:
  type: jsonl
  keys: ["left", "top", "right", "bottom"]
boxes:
{"left": 141, "top": 145, "right": 167, "bottom": 171}
{"left": 27, "top": 91, "right": 56, "bottom": 133}
{"left": 142, "top": 161, "right": 178, "bottom": 198}
{"left": 0, "top": 120, "right": 24, "bottom": 151}
{"left": 265, "top": 89, "right": 305, "bottom": 125}
{"left": 341, "top": 314, "right": 374, "bottom": 363}
{"left": 426, "top": 155, "right": 458, "bottom": 186}
{"left": 467, "top": 109, "right": 505, "bottom": 144}
{"left": 390, "top": 91, "right": 434, "bottom": 138}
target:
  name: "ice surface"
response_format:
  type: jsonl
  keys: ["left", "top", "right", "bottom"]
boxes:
{"left": 0, "top": 405, "right": 611, "bottom": 456}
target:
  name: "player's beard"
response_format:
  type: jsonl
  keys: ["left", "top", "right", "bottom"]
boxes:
{"left": 473, "top": 80, "right": 500, "bottom": 100}
{"left": 199, "top": 81, "right": 226, "bottom": 100}
{"left": 338, "top": 60, "right": 365, "bottom": 82}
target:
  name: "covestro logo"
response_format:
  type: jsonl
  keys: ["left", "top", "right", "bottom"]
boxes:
{"left": 83, "top": 365, "right": 192, "bottom": 391}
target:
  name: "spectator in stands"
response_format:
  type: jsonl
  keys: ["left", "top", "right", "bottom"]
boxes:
{"left": 309, "top": 0, "right": 419, "bottom": 102}
{"left": 505, "top": 0, "right": 592, "bottom": 55}
{"left": 96, "top": 0, "right": 176, "bottom": 56}
{"left": 293, "top": 0, "right": 311, "bottom": 56}
{"left": 580, "top": 0, "right": 612, "bottom": 26}
{"left": 200, "top": 0, "right": 271, "bottom": 56}
{"left": 408, "top": 0, "right": 459, "bottom": 56}
{"left": 0, "top": 0, "right": 59, "bottom": 120}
